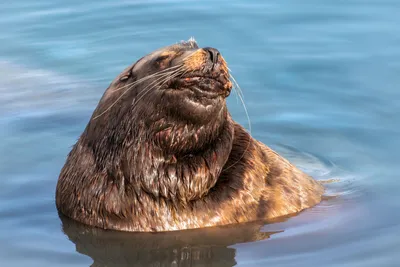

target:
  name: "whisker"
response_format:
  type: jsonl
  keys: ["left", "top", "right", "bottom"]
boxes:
{"left": 227, "top": 67, "right": 245, "bottom": 101}
{"left": 230, "top": 74, "right": 245, "bottom": 100}
{"left": 223, "top": 75, "right": 252, "bottom": 171}
{"left": 237, "top": 90, "right": 251, "bottom": 136}
{"left": 93, "top": 67, "right": 185, "bottom": 120}
{"left": 228, "top": 73, "right": 249, "bottom": 134}
{"left": 132, "top": 68, "right": 185, "bottom": 109}
{"left": 112, "top": 65, "right": 183, "bottom": 93}
{"left": 231, "top": 85, "right": 240, "bottom": 105}
{"left": 134, "top": 67, "right": 185, "bottom": 102}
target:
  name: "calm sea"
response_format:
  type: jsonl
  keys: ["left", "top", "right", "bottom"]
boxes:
{"left": 1, "top": 0, "right": 399, "bottom": 266}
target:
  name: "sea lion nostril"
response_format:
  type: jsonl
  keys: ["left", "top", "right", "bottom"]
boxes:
{"left": 203, "top": 47, "right": 220, "bottom": 64}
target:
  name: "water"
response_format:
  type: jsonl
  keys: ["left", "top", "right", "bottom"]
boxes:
{"left": 1, "top": 0, "right": 399, "bottom": 266}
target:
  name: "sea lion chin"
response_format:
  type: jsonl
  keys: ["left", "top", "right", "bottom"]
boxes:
{"left": 55, "top": 38, "right": 324, "bottom": 232}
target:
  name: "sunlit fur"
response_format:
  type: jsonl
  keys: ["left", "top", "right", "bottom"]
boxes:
{"left": 56, "top": 39, "right": 324, "bottom": 232}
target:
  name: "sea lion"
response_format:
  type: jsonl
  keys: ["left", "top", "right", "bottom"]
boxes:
{"left": 55, "top": 38, "right": 324, "bottom": 232}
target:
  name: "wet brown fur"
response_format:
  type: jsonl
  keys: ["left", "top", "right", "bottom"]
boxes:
{"left": 56, "top": 39, "right": 324, "bottom": 232}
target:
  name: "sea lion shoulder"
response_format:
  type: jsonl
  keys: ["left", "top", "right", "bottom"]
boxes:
{"left": 215, "top": 123, "right": 324, "bottom": 220}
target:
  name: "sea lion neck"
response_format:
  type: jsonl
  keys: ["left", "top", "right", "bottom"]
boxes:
{"left": 148, "top": 104, "right": 229, "bottom": 155}
{"left": 81, "top": 103, "right": 235, "bottom": 203}
{"left": 126, "top": 111, "right": 235, "bottom": 203}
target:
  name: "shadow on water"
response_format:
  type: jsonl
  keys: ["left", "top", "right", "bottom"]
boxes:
{"left": 59, "top": 214, "right": 284, "bottom": 267}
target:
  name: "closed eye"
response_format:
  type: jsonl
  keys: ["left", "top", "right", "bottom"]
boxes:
{"left": 156, "top": 54, "right": 173, "bottom": 63}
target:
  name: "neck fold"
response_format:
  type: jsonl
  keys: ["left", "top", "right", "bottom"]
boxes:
{"left": 126, "top": 114, "right": 235, "bottom": 204}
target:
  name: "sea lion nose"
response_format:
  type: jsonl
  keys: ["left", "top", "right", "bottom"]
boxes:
{"left": 203, "top": 47, "right": 220, "bottom": 65}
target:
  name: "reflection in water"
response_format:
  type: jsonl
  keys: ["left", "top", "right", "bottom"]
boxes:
{"left": 60, "top": 214, "right": 282, "bottom": 267}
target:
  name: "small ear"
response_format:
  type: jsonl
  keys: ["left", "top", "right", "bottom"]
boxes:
{"left": 110, "top": 61, "right": 139, "bottom": 86}
{"left": 116, "top": 64, "right": 135, "bottom": 83}
{"left": 119, "top": 74, "right": 130, "bottom": 82}
{"left": 100, "top": 62, "right": 137, "bottom": 103}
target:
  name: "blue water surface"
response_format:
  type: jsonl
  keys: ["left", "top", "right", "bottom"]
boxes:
{"left": 1, "top": 0, "right": 399, "bottom": 266}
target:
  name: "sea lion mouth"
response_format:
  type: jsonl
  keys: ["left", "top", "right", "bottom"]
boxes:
{"left": 164, "top": 71, "right": 232, "bottom": 99}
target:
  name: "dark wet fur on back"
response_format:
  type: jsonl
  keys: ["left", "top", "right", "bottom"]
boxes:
{"left": 56, "top": 39, "right": 324, "bottom": 232}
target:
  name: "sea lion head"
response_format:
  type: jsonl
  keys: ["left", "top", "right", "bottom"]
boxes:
{"left": 94, "top": 38, "right": 232, "bottom": 125}
{"left": 87, "top": 38, "right": 234, "bottom": 155}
